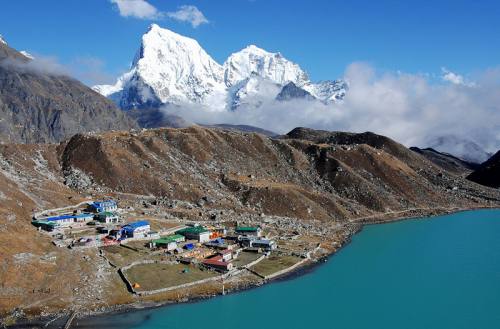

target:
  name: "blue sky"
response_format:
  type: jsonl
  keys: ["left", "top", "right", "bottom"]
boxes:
{"left": 1, "top": 0, "right": 499, "bottom": 85}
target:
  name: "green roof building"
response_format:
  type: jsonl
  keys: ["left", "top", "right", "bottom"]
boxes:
{"left": 176, "top": 226, "right": 210, "bottom": 242}
{"left": 32, "top": 220, "right": 59, "bottom": 231}
{"left": 152, "top": 234, "right": 185, "bottom": 245}
{"left": 235, "top": 226, "right": 262, "bottom": 236}
{"left": 96, "top": 211, "right": 119, "bottom": 223}
{"left": 152, "top": 234, "right": 185, "bottom": 250}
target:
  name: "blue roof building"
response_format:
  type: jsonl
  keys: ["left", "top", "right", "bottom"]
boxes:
{"left": 45, "top": 213, "right": 94, "bottom": 222}
{"left": 121, "top": 220, "right": 150, "bottom": 238}
{"left": 33, "top": 213, "right": 94, "bottom": 229}
{"left": 89, "top": 200, "right": 117, "bottom": 213}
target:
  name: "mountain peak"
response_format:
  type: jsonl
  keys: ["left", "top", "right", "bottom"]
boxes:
{"left": 94, "top": 25, "right": 346, "bottom": 111}
{"left": 0, "top": 34, "right": 7, "bottom": 45}
{"left": 148, "top": 23, "right": 160, "bottom": 31}
{"left": 242, "top": 44, "right": 269, "bottom": 54}
{"left": 97, "top": 24, "right": 226, "bottom": 110}
{"left": 241, "top": 44, "right": 283, "bottom": 57}
{"left": 144, "top": 23, "right": 190, "bottom": 41}
{"left": 276, "top": 81, "right": 314, "bottom": 102}
{"left": 224, "top": 44, "right": 308, "bottom": 87}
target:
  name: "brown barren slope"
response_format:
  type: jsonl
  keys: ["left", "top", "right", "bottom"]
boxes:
{"left": 0, "top": 126, "right": 499, "bottom": 318}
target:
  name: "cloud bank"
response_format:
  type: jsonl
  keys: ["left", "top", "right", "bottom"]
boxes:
{"left": 163, "top": 63, "right": 500, "bottom": 155}
{"left": 110, "top": 0, "right": 209, "bottom": 27}
{"left": 0, "top": 53, "right": 116, "bottom": 86}
{"left": 0, "top": 55, "right": 69, "bottom": 76}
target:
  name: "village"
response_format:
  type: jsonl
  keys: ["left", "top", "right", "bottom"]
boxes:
{"left": 31, "top": 198, "right": 329, "bottom": 296}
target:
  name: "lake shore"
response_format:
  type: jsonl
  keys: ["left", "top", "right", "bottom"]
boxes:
{"left": 6, "top": 204, "right": 499, "bottom": 329}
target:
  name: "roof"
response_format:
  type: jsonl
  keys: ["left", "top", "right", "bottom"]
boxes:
{"left": 236, "top": 226, "right": 260, "bottom": 232}
{"left": 32, "top": 220, "right": 57, "bottom": 226}
{"left": 252, "top": 239, "right": 274, "bottom": 244}
{"left": 43, "top": 213, "right": 94, "bottom": 222}
{"left": 122, "top": 220, "right": 150, "bottom": 230}
{"left": 176, "top": 226, "right": 209, "bottom": 235}
{"left": 203, "top": 256, "right": 229, "bottom": 266}
{"left": 152, "top": 234, "right": 184, "bottom": 244}
{"left": 92, "top": 200, "right": 116, "bottom": 206}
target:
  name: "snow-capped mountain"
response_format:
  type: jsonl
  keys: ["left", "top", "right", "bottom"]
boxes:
{"left": 94, "top": 24, "right": 226, "bottom": 110}
{"left": 94, "top": 24, "right": 347, "bottom": 111}
{"left": 276, "top": 82, "right": 315, "bottom": 101}
{"left": 223, "top": 45, "right": 346, "bottom": 105}
{"left": 223, "top": 45, "right": 309, "bottom": 88}
{"left": 228, "top": 73, "right": 282, "bottom": 110}
{"left": 304, "top": 80, "right": 348, "bottom": 102}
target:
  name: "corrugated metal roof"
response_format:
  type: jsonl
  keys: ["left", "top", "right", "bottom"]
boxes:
{"left": 203, "top": 256, "right": 228, "bottom": 266}
{"left": 236, "top": 226, "right": 260, "bottom": 232}
{"left": 176, "top": 226, "right": 209, "bottom": 235}
{"left": 44, "top": 213, "right": 94, "bottom": 222}
{"left": 32, "top": 220, "right": 57, "bottom": 226}
{"left": 122, "top": 220, "right": 149, "bottom": 230}
{"left": 152, "top": 234, "right": 184, "bottom": 244}
{"left": 92, "top": 200, "right": 116, "bottom": 207}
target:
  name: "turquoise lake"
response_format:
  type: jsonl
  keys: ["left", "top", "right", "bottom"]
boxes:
{"left": 76, "top": 209, "right": 500, "bottom": 329}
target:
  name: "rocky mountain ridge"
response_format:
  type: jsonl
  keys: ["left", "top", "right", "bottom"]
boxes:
{"left": 0, "top": 38, "right": 137, "bottom": 144}
{"left": 467, "top": 150, "right": 500, "bottom": 188}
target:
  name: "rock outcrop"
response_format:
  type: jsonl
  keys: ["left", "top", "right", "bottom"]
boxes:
{"left": 467, "top": 151, "right": 500, "bottom": 188}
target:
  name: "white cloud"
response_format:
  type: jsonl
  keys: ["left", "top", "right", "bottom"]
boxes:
{"left": 0, "top": 53, "right": 116, "bottom": 86}
{"left": 166, "top": 5, "right": 209, "bottom": 28}
{"left": 0, "top": 54, "right": 69, "bottom": 76}
{"left": 441, "top": 67, "right": 476, "bottom": 87}
{"left": 70, "top": 57, "right": 117, "bottom": 85}
{"left": 162, "top": 63, "right": 500, "bottom": 156}
{"left": 110, "top": 0, "right": 160, "bottom": 20}
{"left": 109, "top": 1, "right": 209, "bottom": 27}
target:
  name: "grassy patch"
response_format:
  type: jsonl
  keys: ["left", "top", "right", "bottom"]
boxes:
{"left": 101, "top": 245, "right": 147, "bottom": 268}
{"left": 232, "top": 251, "right": 263, "bottom": 268}
{"left": 123, "top": 240, "right": 152, "bottom": 252}
{"left": 250, "top": 255, "right": 302, "bottom": 277}
{"left": 124, "top": 263, "right": 218, "bottom": 292}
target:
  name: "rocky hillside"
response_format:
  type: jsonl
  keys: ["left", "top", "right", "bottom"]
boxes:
{"left": 467, "top": 150, "right": 500, "bottom": 188}
{"left": 409, "top": 147, "right": 479, "bottom": 175}
{"left": 0, "top": 127, "right": 499, "bottom": 317}
{"left": 0, "top": 41, "right": 137, "bottom": 144}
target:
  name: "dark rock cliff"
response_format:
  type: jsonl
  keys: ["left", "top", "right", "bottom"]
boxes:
{"left": 467, "top": 151, "right": 500, "bottom": 188}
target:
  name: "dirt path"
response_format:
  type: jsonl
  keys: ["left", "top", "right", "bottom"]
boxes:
{"left": 348, "top": 206, "right": 461, "bottom": 223}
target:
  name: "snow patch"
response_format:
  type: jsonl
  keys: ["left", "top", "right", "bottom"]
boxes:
{"left": 20, "top": 50, "right": 34, "bottom": 60}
